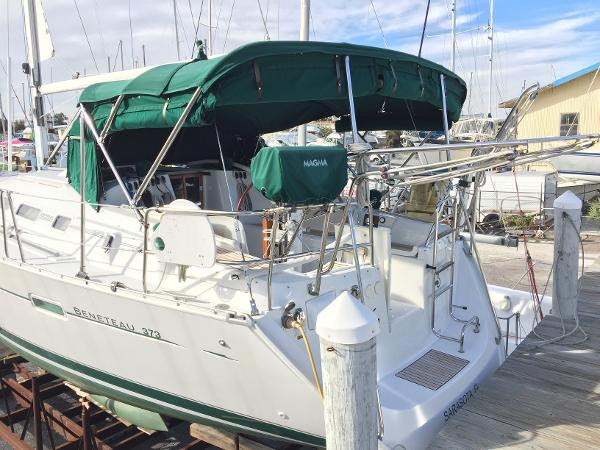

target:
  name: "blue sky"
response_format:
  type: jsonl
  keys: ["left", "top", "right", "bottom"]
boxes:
{"left": 1, "top": 0, "right": 600, "bottom": 120}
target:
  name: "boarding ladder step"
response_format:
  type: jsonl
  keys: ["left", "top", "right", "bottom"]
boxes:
{"left": 430, "top": 188, "right": 480, "bottom": 353}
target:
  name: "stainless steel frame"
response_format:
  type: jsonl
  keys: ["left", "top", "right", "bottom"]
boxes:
{"left": 41, "top": 108, "right": 81, "bottom": 168}
{"left": 77, "top": 113, "right": 88, "bottom": 278}
{"left": 140, "top": 201, "right": 375, "bottom": 312}
{"left": 0, "top": 191, "right": 7, "bottom": 258}
{"left": 344, "top": 56, "right": 359, "bottom": 144}
{"left": 349, "top": 133, "right": 600, "bottom": 156}
{"left": 134, "top": 87, "right": 203, "bottom": 204}
{"left": 439, "top": 73, "right": 451, "bottom": 162}
{"left": 6, "top": 192, "right": 24, "bottom": 262}
{"left": 80, "top": 106, "right": 143, "bottom": 221}
{"left": 99, "top": 95, "right": 124, "bottom": 142}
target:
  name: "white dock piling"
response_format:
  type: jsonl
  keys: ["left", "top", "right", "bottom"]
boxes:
{"left": 315, "top": 291, "right": 381, "bottom": 450}
{"left": 552, "top": 191, "right": 582, "bottom": 320}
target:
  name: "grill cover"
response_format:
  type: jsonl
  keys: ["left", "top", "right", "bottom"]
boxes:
{"left": 251, "top": 146, "right": 348, "bottom": 205}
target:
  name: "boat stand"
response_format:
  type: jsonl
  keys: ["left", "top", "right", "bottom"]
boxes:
{"left": 0, "top": 354, "right": 311, "bottom": 450}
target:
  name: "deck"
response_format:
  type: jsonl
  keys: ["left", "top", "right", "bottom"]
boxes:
{"left": 430, "top": 247, "right": 600, "bottom": 448}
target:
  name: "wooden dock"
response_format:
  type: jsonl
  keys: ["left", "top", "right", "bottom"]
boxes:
{"left": 430, "top": 253, "right": 600, "bottom": 448}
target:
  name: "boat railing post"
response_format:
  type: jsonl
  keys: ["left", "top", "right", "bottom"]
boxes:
{"left": 142, "top": 209, "right": 151, "bottom": 294}
{"left": 0, "top": 190, "right": 8, "bottom": 258}
{"left": 6, "top": 192, "right": 24, "bottom": 263}
{"left": 77, "top": 108, "right": 88, "bottom": 279}
{"left": 348, "top": 205, "right": 365, "bottom": 303}
{"left": 459, "top": 196, "right": 503, "bottom": 343}
{"left": 308, "top": 205, "right": 332, "bottom": 296}
{"left": 267, "top": 211, "right": 279, "bottom": 311}
{"left": 367, "top": 203, "right": 374, "bottom": 266}
{"left": 440, "top": 73, "right": 452, "bottom": 162}
{"left": 323, "top": 178, "right": 358, "bottom": 274}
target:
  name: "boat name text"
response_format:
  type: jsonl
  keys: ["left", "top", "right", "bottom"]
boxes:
{"left": 443, "top": 383, "right": 479, "bottom": 422}
{"left": 71, "top": 307, "right": 162, "bottom": 340}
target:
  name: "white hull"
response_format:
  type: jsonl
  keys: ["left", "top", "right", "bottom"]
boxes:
{"left": 0, "top": 170, "right": 504, "bottom": 448}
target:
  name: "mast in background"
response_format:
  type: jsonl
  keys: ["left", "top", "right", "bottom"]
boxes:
{"left": 22, "top": 0, "right": 50, "bottom": 167}
{"left": 297, "top": 0, "right": 310, "bottom": 146}
{"left": 450, "top": 0, "right": 456, "bottom": 72}
{"left": 6, "top": 0, "right": 13, "bottom": 171}
{"left": 173, "top": 0, "right": 181, "bottom": 60}
{"left": 487, "top": 0, "right": 495, "bottom": 117}
{"left": 208, "top": 0, "right": 212, "bottom": 56}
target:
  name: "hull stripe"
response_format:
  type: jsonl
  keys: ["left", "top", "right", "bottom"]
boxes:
{"left": 0, "top": 327, "right": 325, "bottom": 447}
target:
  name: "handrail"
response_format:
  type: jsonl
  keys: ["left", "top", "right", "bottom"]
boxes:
{"left": 497, "top": 311, "right": 521, "bottom": 356}
{"left": 348, "top": 133, "right": 600, "bottom": 156}
{"left": 459, "top": 196, "right": 503, "bottom": 344}
{"left": 141, "top": 201, "right": 375, "bottom": 312}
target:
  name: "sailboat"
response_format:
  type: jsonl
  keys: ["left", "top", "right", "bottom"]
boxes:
{"left": 0, "top": 37, "right": 514, "bottom": 448}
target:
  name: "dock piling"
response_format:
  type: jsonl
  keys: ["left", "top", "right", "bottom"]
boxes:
{"left": 552, "top": 191, "right": 582, "bottom": 320}
{"left": 316, "top": 291, "right": 381, "bottom": 450}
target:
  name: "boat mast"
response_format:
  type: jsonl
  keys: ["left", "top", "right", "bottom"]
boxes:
{"left": 208, "top": 0, "right": 212, "bottom": 56}
{"left": 6, "top": 0, "right": 13, "bottom": 171}
{"left": 487, "top": 0, "right": 495, "bottom": 117}
{"left": 297, "top": 0, "right": 310, "bottom": 146}
{"left": 22, "top": 0, "right": 49, "bottom": 167}
{"left": 450, "top": 0, "right": 456, "bottom": 72}
{"left": 173, "top": 0, "right": 181, "bottom": 60}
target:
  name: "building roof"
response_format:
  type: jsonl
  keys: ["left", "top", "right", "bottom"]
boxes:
{"left": 499, "top": 61, "right": 600, "bottom": 109}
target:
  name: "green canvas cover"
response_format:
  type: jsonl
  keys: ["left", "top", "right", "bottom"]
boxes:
{"left": 67, "top": 138, "right": 101, "bottom": 206}
{"left": 67, "top": 40, "right": 467, "bottom": 204}
{"left": 251, "top": 146, "right": 348, "bottom": 204}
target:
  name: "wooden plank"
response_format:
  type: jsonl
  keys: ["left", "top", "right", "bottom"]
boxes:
{"left": 190, "top": 423, "right": 239, "bottom": 450}
{"left": 0, "top": 420, "right": 31, "bottom": 450}
{"left": 239, "top": 435, "right": 278, "bottom": 450}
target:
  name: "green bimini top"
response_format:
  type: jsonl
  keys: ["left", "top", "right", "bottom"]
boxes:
{"left": 67, "top": 40, "right": 467, "bottom": 205}
{"left": 73, "top": 40, "right": 466, "bottom": 136}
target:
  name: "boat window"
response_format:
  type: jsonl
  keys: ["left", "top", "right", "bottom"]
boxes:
{"left": 16, "top": 204, "right": 41, "bottom": 221}
{"left": 560, "top": 113, "right": 579, "bottom": 136}
{"left": 52, "top": 215, "right": 71, "bottom": 231}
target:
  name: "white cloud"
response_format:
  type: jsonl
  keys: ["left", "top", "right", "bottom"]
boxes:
{"left": 1, "top": 0, "right": 599, "bottom": 122}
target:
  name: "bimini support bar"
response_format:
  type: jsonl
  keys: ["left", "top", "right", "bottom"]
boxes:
{"left": 344, "top": 56, "right": 360, "bottom": 144}
{"left": 440, "top": 73, "right": 451, "bottom": 162}
{"left": 42, "top": 108, "right": 81, "bottom": 168}
{"left": 349, "top": 133, "right": 600, "bottom": 157}
{"left": 77, "top": 112, "right": 88, "bottom": 279}
{"left": 99, "top": 95, "right": 124, "bottom": 142}
{"left": 134, "top": 86, "right": 203, "bottom": 204}
{"left": 80, "top": 106, "right": 143, "bottom": 221}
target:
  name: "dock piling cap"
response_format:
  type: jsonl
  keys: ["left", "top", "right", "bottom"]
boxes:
{"left": 553, "top": 190, "right": 582, "bottom": 210}
{"left": 316, "top": 291, "right": 380, "bottom": 345}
